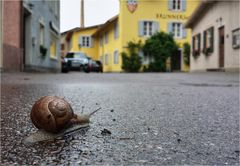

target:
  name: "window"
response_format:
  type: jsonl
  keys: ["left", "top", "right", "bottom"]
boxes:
{"left": 139, "top": 21, "right": 159, "bottom": 37}
{"left": 203, "top": 27, "right": 214, "bottom": 54}
{"left": 50, "top": 33, "right": 57, "bottom": 59}
{"left": 114, "top": 23, "right": 119, "bottom": 39}
{"left": 144, "top": 21, "right": 153, "bottom": 36}
{"left": 232, "top": 28, "right": 240, "bottom": 49}
{"left": 192, "top": 33, "right": 201, "bottom": 56}
{"left": 39, "top": 23, "right": 44, "bottom": 45}
{"left": 104, "top": 32, "right": 108, "bottom": 44}
{"left": 105, "top": 54, "right": 108, "bottom": 65}
{"left": 100, "top": 36, "right": 103, "bottom": 46}
{"left": 173, "top": 0, "right": 181, "bottom": 10}
{"left": 113, "top": 50, "right": 119, "bottom": 64}
{"left": 100, "top": 55, "right": 103, "bottom": 63}
{"left": 168, "top": 22, "right": 186, "bottom": 38}
{"left": 79, "top": 36, "right": 92, "bottom": 47}
{"left": 168, "top": 0, "right": 186, "bottom": 11}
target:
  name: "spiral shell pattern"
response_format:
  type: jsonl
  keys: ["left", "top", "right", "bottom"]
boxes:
{"left": 30, "top": 96, "right": 74, "bottom": 133}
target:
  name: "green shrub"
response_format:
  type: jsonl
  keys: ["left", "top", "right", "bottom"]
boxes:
{"left": 183, "top": 42, "right": 190, "bottom": 65}
{"left": 143, "top": 32, "right": 179, "bottom": 72}
{"left": 40, "top": 45, "right": 48, "bottom": 57}
{"left": 121, "top": 41, "right": 142, "bottom": 72}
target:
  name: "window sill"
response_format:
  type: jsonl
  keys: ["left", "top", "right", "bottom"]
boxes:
{"left": 50, "top": 57, "right": 58, "bottom": 61}
{"left": 233, "top": 45, "right": 240, "bottom": 49}
{"left": 170, "top": 9, "right": 185, "bottom": 12}
{"left": 174, "top": 36, "right": 183, "bottom": 39}
{"left": 141, "top": 35, "right": 152, "bottom": 38}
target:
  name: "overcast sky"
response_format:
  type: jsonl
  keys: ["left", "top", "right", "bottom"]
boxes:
{"left": 60, "top": 0, "right": 119, "bottom": 32}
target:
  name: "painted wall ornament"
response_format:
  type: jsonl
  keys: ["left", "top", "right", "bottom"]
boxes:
{"left": 126, "top": 0, "right": 138, "bottom": 13}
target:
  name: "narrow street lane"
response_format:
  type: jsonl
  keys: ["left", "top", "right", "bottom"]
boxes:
{"left": 1, "top": 72, "right": 239, "bottom": 165}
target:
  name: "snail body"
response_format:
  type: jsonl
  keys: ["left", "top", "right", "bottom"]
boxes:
{"left": 30, "top": 96, "right": 91, "bottom": 133}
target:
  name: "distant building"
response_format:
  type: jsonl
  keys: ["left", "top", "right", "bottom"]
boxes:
{"left": 63, "top": 0, "right": 200, "bottom": 72}
{"left": 1, "top": 0, "right": 23, "bottom": 71}
{"left": 185, "top": 1, "right": 240, "bottom": 72}
{"left": 23, "top": 0, "right": 61, "bottom": 72}
{"left": 61, "top": 27, "right": 81, "bottom": 58}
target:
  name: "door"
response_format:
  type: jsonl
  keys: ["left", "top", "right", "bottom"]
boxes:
{"left": 23, "top": 8, "right": 31, "bottom": 68}
{"left": 219, "top": 26, "right": 224, "bottom": 68}
{"left": 171, "top": 50, "right": 181, "bottom": 71}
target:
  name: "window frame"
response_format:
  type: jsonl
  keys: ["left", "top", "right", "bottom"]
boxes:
{"left": 172, "top": 0, "right": 182, "bottom": 11}
{"left": 100, "top": 36, "right": 103, "bottom": 47}
{"left": 39, "top": 23, "right": 45, "bottom": 46}
{"left": 143, "top": 21, "right": 154, "bottom": 37}
{"left": 104, "top": 32, "right": 108, "bottom": 44}
{"left": 105, "top": 54, "right": 108, "bottom": 65}
{"left": 114, "top": 22, "right": 119, "bottom": 39}
{"left": 232, "top": 28, "right": 240, "bottom": 49}
{"left": 79, "top": 35, "right": 92, "bottom": 48}
{"left": 203, "top": 26, "right": 214, "bottom": 55}
{"left": 192, "top": 33, "right": 201, "bottom": 57}
{"left": 113, "top": 50, "right": 119, "bottom": 64}
{"left": 172, "top": 22, "right": 183, "bottom": 39}
{"left": 50, "top": 32, "right": 57, "bottom": 59}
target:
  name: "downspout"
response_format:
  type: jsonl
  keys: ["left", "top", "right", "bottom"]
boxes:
{"left": 20, "top": 0, "right": 24, "bottom": 71}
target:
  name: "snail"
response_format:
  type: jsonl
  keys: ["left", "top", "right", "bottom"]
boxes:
{"left": 30, "top": 96, "right": 100, "bottom": 133}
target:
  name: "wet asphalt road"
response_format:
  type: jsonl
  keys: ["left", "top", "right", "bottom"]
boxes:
{"left": 1, "top": 72, "right": 239, "bottom": 165}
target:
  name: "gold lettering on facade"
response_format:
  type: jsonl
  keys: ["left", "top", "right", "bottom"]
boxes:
{"left": 156, "top": 13, "right": 189, "bottom": 20}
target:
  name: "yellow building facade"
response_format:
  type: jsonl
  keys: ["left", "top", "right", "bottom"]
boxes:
{"left": 66, "top": 0, "right": 200, "bottom": 72}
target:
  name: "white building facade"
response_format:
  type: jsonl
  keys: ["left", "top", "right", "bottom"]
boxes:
{"left": 186, "top": 1, "right": 240, "bottom": 72}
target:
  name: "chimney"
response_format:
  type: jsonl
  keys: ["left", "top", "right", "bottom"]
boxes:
{"left": 81, "top": 0, "right": 84, "bottom": 28}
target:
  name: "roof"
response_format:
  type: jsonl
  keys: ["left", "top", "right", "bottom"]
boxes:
{"left": 92, "top": 15, "right": 119, "bottom": 37}
{"left": 185, "top": 0, "right": 217, "bottom": 28}
{"left": 61, "top": 24, "right": 102, "bottom": 35}
{"left": 61, "top": 27, "right": 80, "bottom": 35}
{"left": 74, "top": 24, "right": 103, "bottom": 32}
{"left": 61, "top": 25, "right": 103, "bottom": 41}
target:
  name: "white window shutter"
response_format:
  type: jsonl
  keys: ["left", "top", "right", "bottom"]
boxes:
{"left": 90, "top": 37, "right": 93, "bottom": 47}
{"left": 154, "top": 22, "right": 160, "bottom": 34}
{"left": 114, "top": 23, "right": 119, "bottom": 39}
{"left": 168, "top": 22, "right": 173, "bottom": 34}
{"left": 138, "top": 21, "right": 144, "bottom": 37}
{"left": 116, "top": 24, "right": 119, "bottom": 38}
{"left": 182, "top": 0, "right": 186, "bottom": 11}
{"left": 78, "top": 36, "right": 82, "bottom": 46}
{"left": 182, "top": 26, "right": 187, "bottom": 38}
{"left": 168, "top": 0, "right": 173, "bottom": 10}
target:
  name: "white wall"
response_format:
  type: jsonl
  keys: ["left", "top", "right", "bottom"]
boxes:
{"left": 190, "top": 1, "right": 240, "bottom": 71}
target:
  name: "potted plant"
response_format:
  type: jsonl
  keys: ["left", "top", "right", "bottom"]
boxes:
{"left": 40, "top": 45, "right": 48, "bottom": 57}
{"left": 193, "top": 49, "right": 200, "bottom": 57}
{"left": 202, "top": 47, "right": 212, "bottom": 56}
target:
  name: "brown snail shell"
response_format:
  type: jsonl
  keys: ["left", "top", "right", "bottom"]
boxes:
{"left": 30, "top": 96, "right": 86, "bottom": 133}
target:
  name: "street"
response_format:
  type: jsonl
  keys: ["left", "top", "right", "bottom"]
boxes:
{"left": 1, "top": 72, "right": 239, "bottom": 165}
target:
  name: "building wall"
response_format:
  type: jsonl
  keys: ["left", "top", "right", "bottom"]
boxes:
{"left": 3, "top": 0, "right": 23, "bottom": 71}
{"left": 23, "top": 0, "right": 61, "bottom": 72}
{"left": 119, "top": 0, "right": 199, "bottom": 72}
{"left": 98, "top": 20, "right": 122, "bottom": 72}
{"left": 190, "top": 1, "right": 240, "bottom": 71}
{"left": 67, "top": 0, "right": 200, "bottom": 73}
{"left": 71, "top": 27, "right": 99, "bottom": 60}
{"left": 0, "top": 0, "right": 2, "bottom": 71}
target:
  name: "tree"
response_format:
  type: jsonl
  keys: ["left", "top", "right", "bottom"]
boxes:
{"left": 143, "top": 32, "right": 179, "bottom": 72}
{"left": 121, "top": 41, "right": 142, "bottom": 72}
{"left": 183, "top": 42, "right": 190, "bottom": 66}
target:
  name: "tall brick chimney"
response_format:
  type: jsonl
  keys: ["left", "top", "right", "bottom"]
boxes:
{"left": 81, "top": 0, "right": 84, "bottom": 28}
